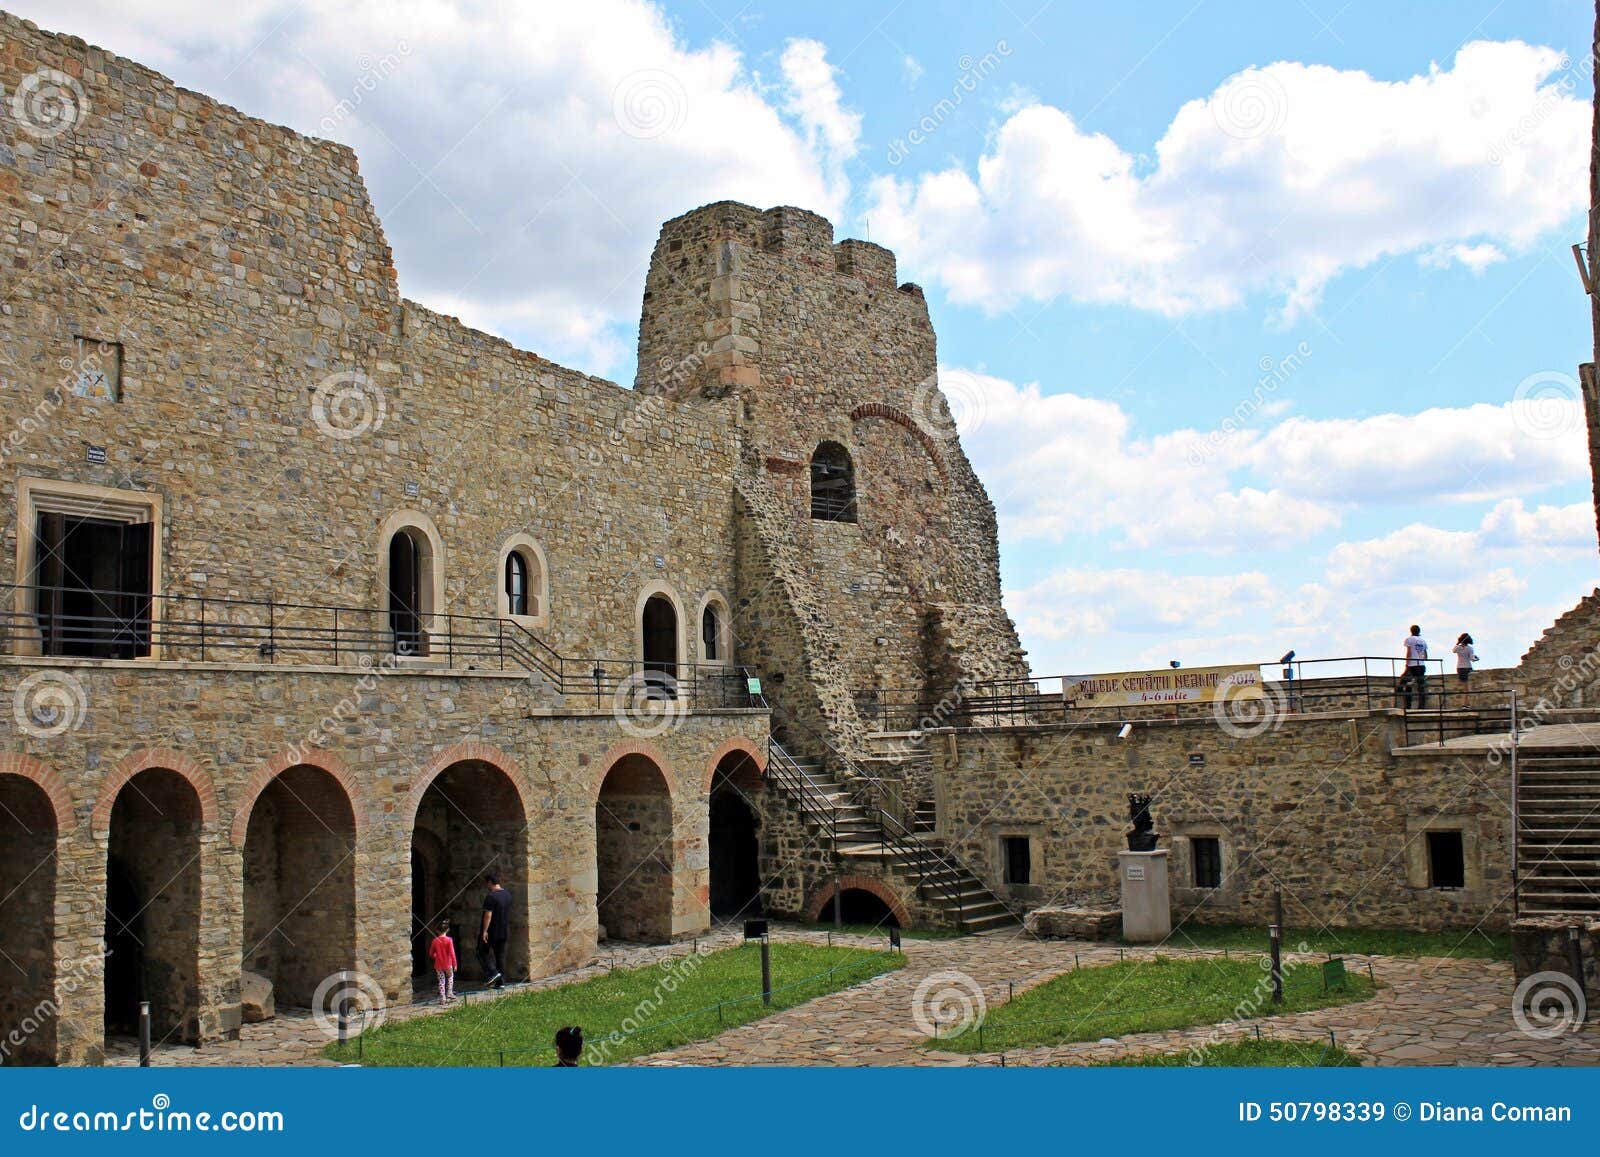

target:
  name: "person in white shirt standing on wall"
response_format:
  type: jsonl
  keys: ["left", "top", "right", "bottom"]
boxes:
{"left": 1453, "top": 632, "right": 1478, "bottom": 690}
{"left": 1399, "top": 625, "right": 1429, "bottom": 709}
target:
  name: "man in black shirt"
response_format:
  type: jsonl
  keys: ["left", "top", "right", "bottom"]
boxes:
{"left": 478, "top": 873, "right": 511, "bottom": 988}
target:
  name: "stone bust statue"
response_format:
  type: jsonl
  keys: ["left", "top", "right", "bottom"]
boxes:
{"left": 1126, "top": 792, "right": 1158, "bottom": 852}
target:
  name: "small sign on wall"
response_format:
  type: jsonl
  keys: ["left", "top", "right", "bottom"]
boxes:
{"left": 85, "top": 445, "right": 107, "bottom": 464}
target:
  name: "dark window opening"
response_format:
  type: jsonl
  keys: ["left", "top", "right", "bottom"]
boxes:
{"left": 34, "top": 512, "right": 152, "bottom": 658}
{"left": 505, "top": 552, "right": 529, "bottom": 617}
{"left": 1192, "top": 836, "right": 1222, "bottom": 889}
{"left": 1003, "top": 836, "right": 1031, "bottom": 885}
{"left": 701, "top": 604, "right": 719, "bottom": 661}
{"left": 810, "top": 441, "right": 857, "bottom": 522}
{"left": 641, "top": 594, "right": 678, "bottom": 697}
{"left": 387, "top": 530, "right": 425, "bottom": 655}
{"left": 1426, "top": 830, "right": 1465, "bottom": 889}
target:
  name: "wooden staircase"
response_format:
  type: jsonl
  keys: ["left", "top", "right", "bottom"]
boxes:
{"left": 1518, "top": 750, "right": 1600, "bottom": 916}
{"left": 766, "top": 743, "right": 1017, "bottom": 933}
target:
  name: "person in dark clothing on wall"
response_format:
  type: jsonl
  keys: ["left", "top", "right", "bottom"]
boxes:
{"left": 478, "top": 873, "right": 511, "bottom": 988}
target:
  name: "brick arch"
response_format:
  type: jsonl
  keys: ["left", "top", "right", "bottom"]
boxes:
{"left": 702, "top": 736, "right": 767, "bottom": 796}
{"left": 592, "top": 739, "right": 676, "bottom": 802}
{"left": 0, "top": 752, "right": 76, "bottom": 832}
{"left": 230, "top": 748, "right": 367, "bottom": 846}
{"left": 804, "top": 875, "right": 911, "bottom": 927}
{"left": 397, "top": 742, "right": 533, "bottom": 829}
{"left": 849, "top": 402, "right": 947, "bottom": 478}
{"left": 91, "top": 748, "right": 218, "bottom": 835}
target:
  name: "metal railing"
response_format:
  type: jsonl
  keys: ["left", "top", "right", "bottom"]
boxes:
{"left": 0, "top": 583, "right": 765, "bottom": 711}
{"left": 855, "top": 655, "right": 1516, "bottom": 745}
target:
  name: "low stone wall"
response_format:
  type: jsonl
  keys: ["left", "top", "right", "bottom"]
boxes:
{"left": 1024, "top": 905, "right": 1122, "bottom": 941}
{"left": 1511, "top": 917, "right": 1599, "bottom": 1003}
{"left": 933, "top": 709, "right": 1514, "bottom": 934}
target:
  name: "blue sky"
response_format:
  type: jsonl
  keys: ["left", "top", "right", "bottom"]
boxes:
{"left": 35, "top": 0, "right": 1600, "bottom": 675}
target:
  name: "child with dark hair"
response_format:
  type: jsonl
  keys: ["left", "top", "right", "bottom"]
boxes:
{"left": 554, "top": 1026, "right": 583, "bottom": 1067}
{"left": 429, "top": 919, "right": 457, "bottom": 1003}
{"left": 1453, "top": 633, "right": 1478, "bottom": 686}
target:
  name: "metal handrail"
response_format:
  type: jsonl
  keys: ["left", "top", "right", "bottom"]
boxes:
{"left": 1, "top": 582, "right": 764, "bottom": 711}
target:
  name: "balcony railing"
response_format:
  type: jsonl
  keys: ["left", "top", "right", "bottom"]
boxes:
{"left": 0, "top": 583, "right": 765, "bottom": 711}
{"left": 854, "top": 655, "right": 1515, "bottom": 745}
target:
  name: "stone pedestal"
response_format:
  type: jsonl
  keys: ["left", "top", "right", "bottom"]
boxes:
{"left": 1118, "top": 850, "right": 1171, "bottom": 943}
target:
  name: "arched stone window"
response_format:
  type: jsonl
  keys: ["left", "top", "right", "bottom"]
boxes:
{"left": 697, "top": 591, "right": 732, "bottom": 664}
{"left": 496, "top": 534, "right": 549, "bottom": 629}
{"left": 379, "top": 510, "right": 445, "bottom": 658}
{"left": 810, "top": 441, "right": 857, "bottom": 523}
{"left": 635, "top": 582, "right": 684, "bottom": 699}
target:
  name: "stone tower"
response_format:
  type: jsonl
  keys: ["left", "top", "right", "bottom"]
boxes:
{"left": 635, "top": 202, "right": 1030, "bottom": 764}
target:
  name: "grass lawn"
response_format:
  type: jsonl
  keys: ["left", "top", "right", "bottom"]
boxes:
{"left": 1091, "top": 1038, "right": 1362, "bottom": 1067}
{"left": 931, "top": 954, "right": 1376, "bottom": 1053}
{"left": 1149, "top": 923, "right": 1509, "bottom": 960}
{"left": 327, "top": 941, "right": 904, "bottom": 1067}
{"left": 798, "top": 921, "right": 963, "bottom": 940}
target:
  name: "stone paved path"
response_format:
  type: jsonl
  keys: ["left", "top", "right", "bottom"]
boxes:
{"left": 109, "top": 927, "right": 1600, "bottom": 1067}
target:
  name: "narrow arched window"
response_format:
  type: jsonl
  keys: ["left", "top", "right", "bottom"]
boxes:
{"left": 505, "top": 551, "right": 529, "bottom": 617}
{"left": 701, "top": 603, "right": 719, "bottom": 661}
{"left": 810, "top": 441, "right": 856, "bottom": 522}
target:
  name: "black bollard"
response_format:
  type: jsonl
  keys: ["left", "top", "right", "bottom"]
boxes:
{"left": 138, "top": 1001, "right": 151, "bottom": 1068}
{"left": 1269, "top": 924, "right": 1283, "bottom": 1004}
{"left": 760, "top": 936, "right": 772, "bottom": 1007}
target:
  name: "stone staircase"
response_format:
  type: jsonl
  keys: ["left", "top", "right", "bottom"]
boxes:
{"left": 767, "top": 744, "right": 1016, "bottom": 933}
{"left": 1518, "top": 750, "right": 1600, "bottom": 916}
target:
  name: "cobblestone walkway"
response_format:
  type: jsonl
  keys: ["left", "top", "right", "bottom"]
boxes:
{"left": 109, "top": 927, "right": 1600, "bottom": 1067}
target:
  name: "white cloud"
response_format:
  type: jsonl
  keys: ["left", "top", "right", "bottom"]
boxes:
{"left": 901, "top": 54, "right": 924, "bottom": 87}
{"left": 870, "top": 41, "right": 1586, "bottom": 318}
{"left": 947, "top": 366, "right": 1588, "bottom": 553}
{"left": 23, "top": 0, "right": 858, "bottom": 374}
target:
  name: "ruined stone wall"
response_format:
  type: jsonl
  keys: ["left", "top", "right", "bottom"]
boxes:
{"left": 0, "top": 657, "right": 766, "bottom": 1064}
{"left": 0, "top": 13, "right": 742, "bottom": 671}
{"left": 933, "top": 711, "right": 1513, "bottom": 932}
{"left": 1516, "top": 589, "right": 1600, "bottom": 708}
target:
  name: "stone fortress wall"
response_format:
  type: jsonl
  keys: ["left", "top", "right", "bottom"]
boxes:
{"left": 0, "top": 11, "right": 1029, "bottom": 1064}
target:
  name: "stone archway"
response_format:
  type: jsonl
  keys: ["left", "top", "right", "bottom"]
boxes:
{"left": 805, "top": 876, "right": 911, "bottom": 930}
{"left": 409, "top": 759, "right": 530, "bottom": 984}
{"left": 708, "top": 749, "right": 763, "bottom": 921}
{"left": 0, "top": 773, "right": 60, "bottom": 1065}
{"left": 104, "top": 767, "right": 203, "bottom": 1044}
{"left": 239, "top": 765, "right": 357, "bottom": 1010}
{"left": 594, "top": 753, "right": 675, "bottom": 943}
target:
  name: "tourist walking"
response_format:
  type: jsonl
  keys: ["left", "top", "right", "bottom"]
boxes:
{"left": 554, "top": 1025, "right": 584, "bottom": 1067}
{"left": 1453, "top": 633, "right": 1478, "bottom": 687}
{"left": 478, "top": 873, "right": 511, "bottom": 988}
{"left": 429, "top": 918, "right": 457, "bottom": 1003}
{"left": 1398, "top": 624, "right": 1430, "bottom": 709}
